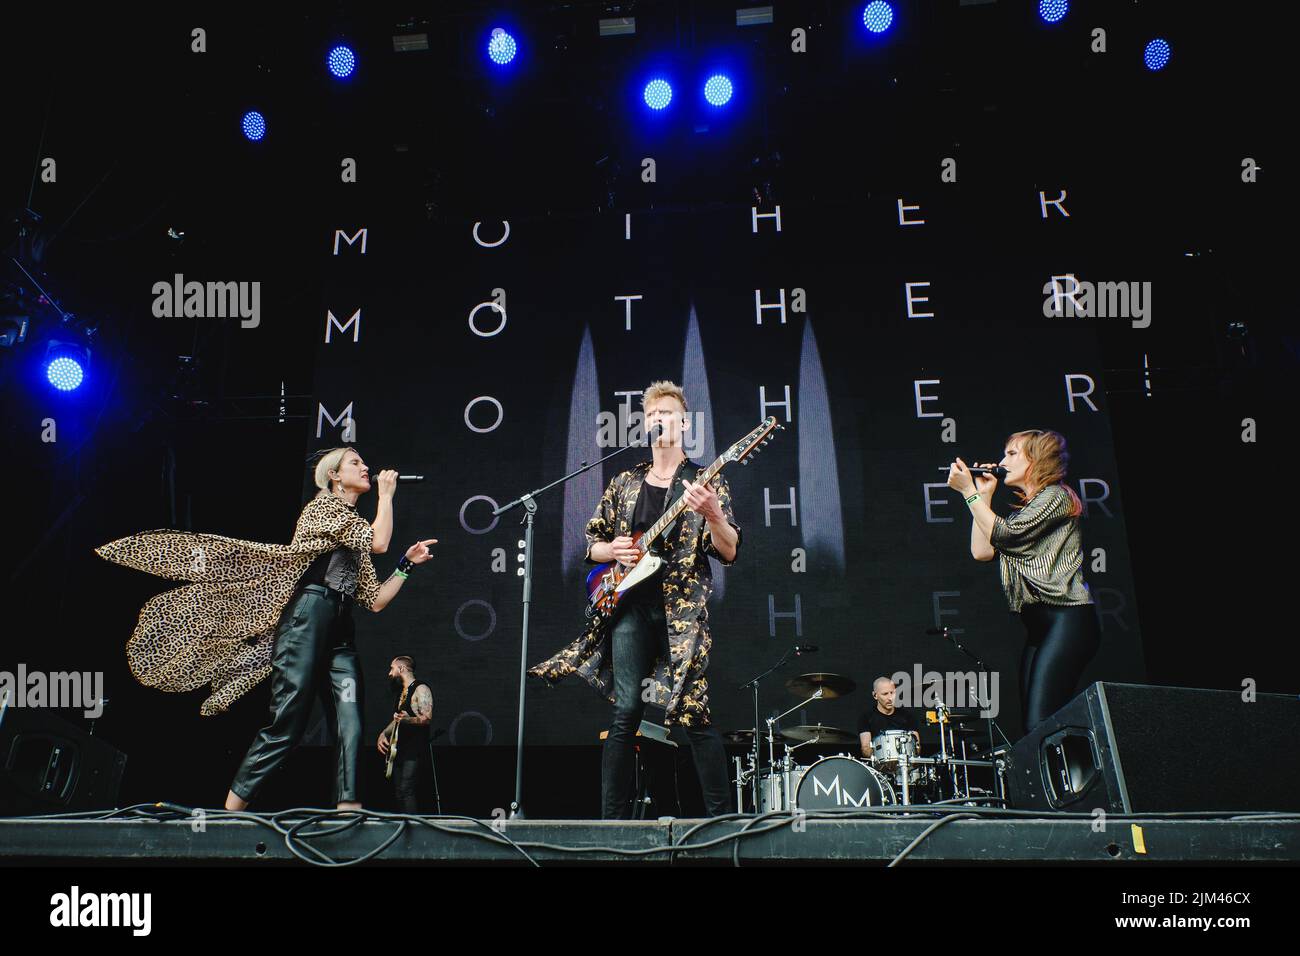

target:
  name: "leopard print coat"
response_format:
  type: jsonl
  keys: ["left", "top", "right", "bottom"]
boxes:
{"left": 528, "top": 460, "right": 741, "bottom": 727}
{"left": 94, "top": 493, "right": 381, "bottom": 716}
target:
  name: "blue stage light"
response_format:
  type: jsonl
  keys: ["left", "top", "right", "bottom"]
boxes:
{"left": 1144, "top": 38, "right": 1171, "bottom": 71}
{"left": 43, "top": 339, "right": 91, "bottom": 392}
{"left": 703, "top": 74, "right": 733, "bottom": 107}
{"left": 643, "top": 78, "right": 673, "bottom": 110}
{"left": 862, "top": 2, "right": 894, "bottom": 34}
{"left": 488, "top": 29, "right": 517, "bottom": 65}
{"left": 327, "top": 45, "right": 356, "bottom": 79}
{"left": 1038, "top": 0, "right": 1069, "bottom": 24}
{"left": 46, "top": 356, "right": 83, "bottom": 391}
{"left": 241, "top": 111, "right": 266, "bottom": 142}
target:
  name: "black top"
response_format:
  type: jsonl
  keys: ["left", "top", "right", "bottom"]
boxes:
{"left": 394, "top": 681, "right": 431, "bottom": 762}
{"left": 622, "top": 479, "right": 672, "bottom": 603}
{"left": 300, "top": 546, "right": 360, "bottom": 597}
{"left": 858, "top": 706, "right": 919, "bottom": 738}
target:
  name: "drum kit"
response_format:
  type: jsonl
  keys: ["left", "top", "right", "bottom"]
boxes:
{"left": 730, "top": 673, "right": 1002, "bottom": 812}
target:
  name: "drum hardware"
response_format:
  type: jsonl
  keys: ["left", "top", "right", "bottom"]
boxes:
{"left": 925, "top": 624, "right": 1018, "bottom": 804}
{"left": 742, "top": 651, "right": 851, "bottom": 815}
{"left": 762, "top": 689, "right": 826, "bottom": 814}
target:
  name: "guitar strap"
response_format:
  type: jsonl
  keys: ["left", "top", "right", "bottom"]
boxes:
{"left": 652, "top": 460, "right": 700, "bottom": 552}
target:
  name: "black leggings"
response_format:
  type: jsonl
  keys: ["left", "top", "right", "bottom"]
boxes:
{"left": 1018, "top": 603, "right": 1101, "bottom": 733}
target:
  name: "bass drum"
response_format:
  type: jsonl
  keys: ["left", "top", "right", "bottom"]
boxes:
{"left": 794, "top": 755, "right": 896, "bottom": 810}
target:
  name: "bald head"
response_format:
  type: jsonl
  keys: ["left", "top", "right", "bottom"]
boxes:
{"left": 873, "top": 677, "right": 897, "bottom": 711}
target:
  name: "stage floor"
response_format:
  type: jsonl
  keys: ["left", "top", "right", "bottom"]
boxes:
{"left": 2, "top": 807, "right": 1296, "bottom": 865}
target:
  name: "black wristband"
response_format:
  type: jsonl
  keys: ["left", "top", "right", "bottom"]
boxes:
{"left": 396, "top": 556, "right": 415, "bottom": 575}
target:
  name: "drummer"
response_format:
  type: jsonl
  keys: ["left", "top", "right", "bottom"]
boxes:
{"left": 858, "top": 677, "right": 921, "bottom": 759}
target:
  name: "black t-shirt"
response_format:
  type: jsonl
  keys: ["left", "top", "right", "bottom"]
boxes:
{"left": 858, "top": 706, "right": 919, "bottom": 738}
{"left": 622, "top": 479, "right": 672, "bottom": 603}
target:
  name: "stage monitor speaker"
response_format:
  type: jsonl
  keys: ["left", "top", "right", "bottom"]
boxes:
{"left": 1005, "top": 682, "right": 1299, "bottom": 813}
{"left": 0, "top": 701, "right": 127, "bottom": 815}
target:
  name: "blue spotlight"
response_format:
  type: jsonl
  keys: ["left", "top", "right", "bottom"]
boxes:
{"left": 643, "top": 78, "right": 673, "bottom": 110}
{"left": 44, "top": 342, "right": 89, "bottom": 392}
{"left": 862, "top": 1, "right": 894, "bottom": 34}
{"left": 487, "top": 28, "right": 517, "bottom": 65}
{"left": 327, "top": 44, "right": 356, "bottom": 79}
{"left": 703, "top": 74, "right": 734, "bottom": 107}
{"left": 241, "top": 110, "right": 266, "bottom": 142}
{"left": 1038, "top": 0, "right": 1068, "bottom": 23}
{"left": 1144, "top": 38, "right": 1171, "bottom": 71}
{"left": 46, "top": 357, "right": 83, "bottom": 391}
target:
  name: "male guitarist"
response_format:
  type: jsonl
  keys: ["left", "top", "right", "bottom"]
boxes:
{"left": 377, "top": 655, "right": 433, "bottom": 812}
{"left": 530, "top": 381, "right": 741, "bottom": 818}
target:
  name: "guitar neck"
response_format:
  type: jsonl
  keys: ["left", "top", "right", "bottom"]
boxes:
{"left": 643, "top": 457, "right": 726, "bottom": 547}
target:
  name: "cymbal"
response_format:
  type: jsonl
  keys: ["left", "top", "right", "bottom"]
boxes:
{"left": 779, "top": 724, "right": 859, "bottom": 745}
{"left": 785, "top": 673, "right": 857, "bottom": 699}
{"left": 722, "top": 729, "right": 758, "bottom": 746}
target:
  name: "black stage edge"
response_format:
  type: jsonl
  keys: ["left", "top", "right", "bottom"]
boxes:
{"left": 2, "top": 808, "right": 1296, "bottom": 865}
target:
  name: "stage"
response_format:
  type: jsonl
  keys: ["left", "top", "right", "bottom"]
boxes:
{"left": 3, "top": 806, "right": 1296, "bottom": 866}
{"left": 1, "top": 4, "right": 1293, "bottom": 930}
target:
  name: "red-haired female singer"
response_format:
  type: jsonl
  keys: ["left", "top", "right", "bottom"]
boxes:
{"left": 948, "top": 429, "right": 1100, "bottom": 733}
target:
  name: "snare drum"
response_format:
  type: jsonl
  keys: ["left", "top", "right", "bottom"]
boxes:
{"left": 870, "top": 729, "right": 917, "bottom": 771}
{"left": 793, "top": 755, "right": 896, "bottom": 810}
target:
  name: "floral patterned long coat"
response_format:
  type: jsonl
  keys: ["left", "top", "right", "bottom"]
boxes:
{"left": 529, "top": 459, "right": 741, "bottom": 726}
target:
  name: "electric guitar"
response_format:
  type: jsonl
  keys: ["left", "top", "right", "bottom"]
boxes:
{"left": 583, "top": 417, "right": 782, "bottom": 622}
{"left": 385, "top": 684, "right": 410, "bottom": 780}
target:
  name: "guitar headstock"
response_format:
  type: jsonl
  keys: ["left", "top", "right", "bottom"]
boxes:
{"left": 723, "top": 416, "right": 783, "bottom": 467}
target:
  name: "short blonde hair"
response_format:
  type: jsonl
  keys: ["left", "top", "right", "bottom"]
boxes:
{"left": 642, "top": 380, "right": 688, "bottom": 412}
{"left": 312, "top": 447, "right": 357, "bottom": 496}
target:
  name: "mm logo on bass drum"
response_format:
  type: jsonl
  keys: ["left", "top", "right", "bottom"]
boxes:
{"left": 811, "top": 773, "right": 877, "bottom": 807}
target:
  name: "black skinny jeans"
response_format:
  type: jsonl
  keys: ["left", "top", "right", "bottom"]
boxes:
{"left": 230, "top": 585, "right": 364, "bottom": 805}
{"left": 392, "top": 757, "right": 427, "bottom": 813}
{"left": 1018, "top": 602, "right": 1101, "bottom": 732}
{"left": 602, "top": 598, "right": 731, "bottom": 819}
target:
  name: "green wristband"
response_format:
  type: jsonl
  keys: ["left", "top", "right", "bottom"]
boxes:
{"left": 965, "top": 493, "right": 981, "bottom": 506}
{"left": 393, "top": 569, "right": 409, "bottom": 580}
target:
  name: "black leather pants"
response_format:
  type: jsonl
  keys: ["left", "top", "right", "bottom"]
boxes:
{"left": 230, "top": 585, "right": 364, "bottom": 805}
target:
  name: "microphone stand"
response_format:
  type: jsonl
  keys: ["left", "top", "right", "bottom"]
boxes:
{"left": 739, "top": 646, "right": 800, "bottom": 814}
{"left": 493, "top": 434, "right": 656, "bottom": 819}
{"left": 930, "top": 626, "right": 1015, "bottom": 802}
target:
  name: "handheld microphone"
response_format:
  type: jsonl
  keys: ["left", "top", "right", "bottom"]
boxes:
{"left": 937, "top": 465, "right": 1007, "bottom": 479}
{"left": 367, "top": 474, "right": 425, "bottom": 483}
